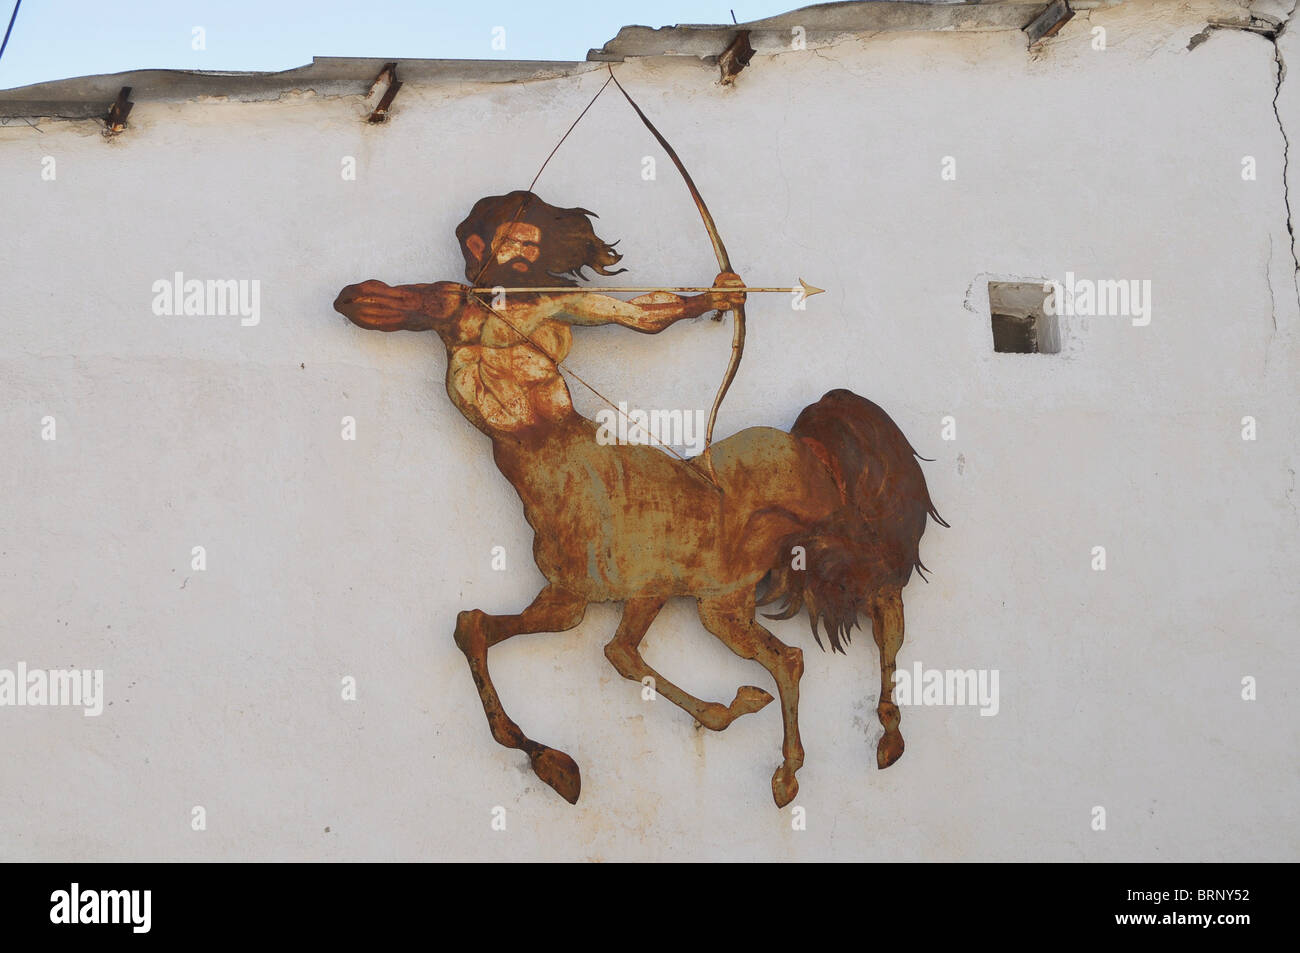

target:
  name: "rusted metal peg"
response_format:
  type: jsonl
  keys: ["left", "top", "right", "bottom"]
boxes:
{"left": 105, "top": 86, "right": 133, "bottom": 135}
{"left": 367, "top": 63, "right": 402, "bottom": 123}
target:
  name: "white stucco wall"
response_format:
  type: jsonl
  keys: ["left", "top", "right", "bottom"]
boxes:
{"left": 2, "top": 0, "right": 1297, "bottom": 860}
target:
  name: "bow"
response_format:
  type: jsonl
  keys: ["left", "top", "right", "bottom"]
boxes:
{"left": 471, "top": 66, "right": 748, "bottom": 490}
{"left": 606, "top": 68, "right": 743, "bottom": 486}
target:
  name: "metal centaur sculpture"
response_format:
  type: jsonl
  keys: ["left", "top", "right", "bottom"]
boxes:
{"left": 332, "top": 70, "right": 945, "bottom": 807}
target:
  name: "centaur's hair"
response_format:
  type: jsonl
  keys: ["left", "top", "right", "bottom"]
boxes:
{"left": 455, "top": 190, "right": 626, "bottom": 284}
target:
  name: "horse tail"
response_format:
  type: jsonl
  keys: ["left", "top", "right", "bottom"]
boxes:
{"left": 757, "top": 389, "right": 945, "bottom": 652}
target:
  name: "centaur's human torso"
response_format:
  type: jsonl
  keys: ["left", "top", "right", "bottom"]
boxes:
{"left": 438, "top": 287, "right": 579, "bottom": 435}
{"left": 425, "top": 284, "right": 706, "bottom": 594}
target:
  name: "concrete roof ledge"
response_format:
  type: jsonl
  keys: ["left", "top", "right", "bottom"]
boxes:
{"left": 0, "top": 1, "right": 1140, "bottom": 119}
{"left": 588, "top": 0, "right": 1123, "bottom": 60}
{"left": 0, "top": 58, "right": 595, "bottom": 119}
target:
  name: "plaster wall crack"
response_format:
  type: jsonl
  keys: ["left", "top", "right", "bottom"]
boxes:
{"left": 1193, "top": 5, "right": 1300, "bottom": 315}
{"left": 1269, "top": 5, "right": 1300, "bottom": 303}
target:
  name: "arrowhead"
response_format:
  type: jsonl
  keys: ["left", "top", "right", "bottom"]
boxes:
{"left": 797, "top": 278, "right": 826, "bottom": 298}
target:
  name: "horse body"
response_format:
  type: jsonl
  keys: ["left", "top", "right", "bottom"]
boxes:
{"left": 489, "top": 416, "right": 839, "bottom": 602}
{"left": 458, "top": 387, "right": 944, "bottom": 807}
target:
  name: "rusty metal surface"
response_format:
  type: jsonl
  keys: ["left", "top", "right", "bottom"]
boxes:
{"left": 718, "top": 30, "right": 755, "bottom": 85}
{"left": 333, "top": 198, "right": 944, "bottom": 808}
{"left": 1024, "top": 0, "right": 1075, "bottom": 44}
{"left": 366, "top": 62, "right": 402, "bottom": 123}
{"left": 104, "top": 86, "right": 132, "bottom": 135}
{"left": 332, "top": 76, "right": 943, "bottom": 808}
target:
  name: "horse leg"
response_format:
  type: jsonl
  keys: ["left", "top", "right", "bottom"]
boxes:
{"left": 604, "top": 597, "right": 774, "bottom": 730}
{"left": 869, "top": 585, "right": 906, "bottom": 769}
{"left": 697, "top": 591, "right": 805, "bottom": 808}
{"left": 453, "top": 584, "right": 587, "bottom": 803}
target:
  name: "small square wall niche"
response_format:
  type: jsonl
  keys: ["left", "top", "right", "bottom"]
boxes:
{"left": 988, "top": 281, "right": 1060, "bottom": 354}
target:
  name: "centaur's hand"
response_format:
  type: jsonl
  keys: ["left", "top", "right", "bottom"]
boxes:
{"left": 334, "top": 280, "right": 461, "bottom": 331}
{"left": 706, "top": 272, "right": 746, "bottom": 317}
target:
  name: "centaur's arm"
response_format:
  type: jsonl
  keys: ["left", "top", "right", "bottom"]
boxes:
{"left": 548, "top": 271, "right": 746, "bottom": 333}
{"left": 333, "top": 279, "right": 464, "bottom": 331}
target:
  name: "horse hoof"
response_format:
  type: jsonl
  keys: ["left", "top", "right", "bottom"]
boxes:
{"left": 877, "top": 729, "right": 904, "bottom": 769}
{"left": 530, "top": 747, "right": 581, "bottom": 804}
{"left": 695, "top": 686, "right": 774, "bottom": 731}
{"left": 731, "top": 685, "right": 775, "bottom": 717}
{"left": 694, "top": 702, "right": 732, "bottom": 731}
{"left": 771, "top": 762, "right": 799, "bottom": 808}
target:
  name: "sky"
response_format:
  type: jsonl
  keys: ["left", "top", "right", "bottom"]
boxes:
{"left": 0, "top": 0, "right": 802, "bottom": 90}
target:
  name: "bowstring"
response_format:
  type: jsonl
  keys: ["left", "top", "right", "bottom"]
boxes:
{"left": 464, "top": 71, "right": 721, "bottom": 492}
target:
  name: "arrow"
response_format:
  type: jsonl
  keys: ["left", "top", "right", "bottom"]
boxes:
{"left": 468, "top": 278, "right": 825, "bottom": 297}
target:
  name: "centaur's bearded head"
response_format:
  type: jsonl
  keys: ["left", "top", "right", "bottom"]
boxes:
{"left": 455, "top": 190, "right": 626, "bottom": 288}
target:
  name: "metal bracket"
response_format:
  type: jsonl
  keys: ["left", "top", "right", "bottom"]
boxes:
{"left": 1024, "top": 1, "right": 1074, "bottom": 45}
{"left": 718, "top": 30, "right": 754, "bottom": 85}
{"left": 367, "top": 62, "right": 402, "bottom": 123}
{"left": 105, "top": 86, "right": 133, "bottom": 135}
